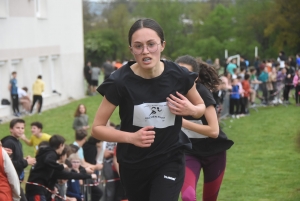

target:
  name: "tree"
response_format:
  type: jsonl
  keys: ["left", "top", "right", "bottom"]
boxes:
{"left": 132, "top": 0, "right": 188, "bottom": 59}
{"left": 264, "top": 0, "right": 300, "bottom": 55}
{"left": 84, "top": 29, "right": 123, "bottom": 65}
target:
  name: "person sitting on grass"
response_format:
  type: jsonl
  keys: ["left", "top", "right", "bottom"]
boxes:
{"left": 20, "top": 121, "right": 51, "bottom": 155}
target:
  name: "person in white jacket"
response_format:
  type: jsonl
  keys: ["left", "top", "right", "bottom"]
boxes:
{"left": 0, "top": 141, "right": 21, "bottom": 201}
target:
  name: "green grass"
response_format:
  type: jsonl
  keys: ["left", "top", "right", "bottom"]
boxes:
{"left": 0, "top": 95, "right": 299, "bottom": 201}
{"left": 216, "top": 104, "right": 300, "bottom": 201}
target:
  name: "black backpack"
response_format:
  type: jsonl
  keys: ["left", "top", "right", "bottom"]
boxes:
{"left": 1, "top": 99, "right": 11, "bottom": 105}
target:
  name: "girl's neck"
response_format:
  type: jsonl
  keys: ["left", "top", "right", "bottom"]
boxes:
{"left": 131, "top": 61, "right": 164, "bottom": 79}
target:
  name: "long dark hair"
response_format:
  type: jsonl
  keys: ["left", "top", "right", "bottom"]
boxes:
{"left": 74, "top": 104, "right": 86, "bottom": 117}
{"left": 175, "top": 55, "right": 221, "bottom": 92}
{"left": 198, "top": 61, "right": 221, "bottom": 92}
{"left": 128, "top": 18, "right": 165, "bottom": 46}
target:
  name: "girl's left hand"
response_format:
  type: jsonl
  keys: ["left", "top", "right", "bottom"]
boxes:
{"left": 166, "top": 91, "right": 195, "bottom": 116}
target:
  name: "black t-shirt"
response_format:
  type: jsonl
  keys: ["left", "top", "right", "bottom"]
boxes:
{"left": 182, "top": 83, "right": 234, "bottom": 157}
{"left": 97, "top": 60, "right": 197, "bottom": 168}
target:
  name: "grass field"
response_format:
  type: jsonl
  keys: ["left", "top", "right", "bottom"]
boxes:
{"left": 0, "top": 94, "right": 299, "bottom": 201}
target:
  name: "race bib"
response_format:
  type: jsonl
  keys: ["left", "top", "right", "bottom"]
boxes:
{"left": 133, "top": 102, "right": 175, "bottom": 128}
{"left": 181, "top": 120, "right": 208, "bottom": 138}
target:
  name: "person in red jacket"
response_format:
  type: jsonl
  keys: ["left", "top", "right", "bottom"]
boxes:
{"left": 241, "top": 74, "right": 251, "bottom": 115}
{"left": 0, "top": 141, "right": 20, "bottom": 201}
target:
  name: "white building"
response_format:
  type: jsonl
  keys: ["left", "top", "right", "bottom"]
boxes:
{"left": 0, "top": 0, "right": 85, "bottom": 118}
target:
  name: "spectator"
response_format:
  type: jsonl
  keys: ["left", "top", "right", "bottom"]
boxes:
{"left": 275, "top": 67, "right": 286, "bottom": 104}
{"left": 212, "top": 58, "right": 220, "bottom": 70}
{"left": 238, "top": 67, "right": 246, "bottom": 80}
{"left": 293, "top": 69, "right": 300, "bottom": 106}
{"left": 20, "top": 121, "right": 51, "bottom": 155}
{"left": 26, "top": 135, "right": 96, "bottom": 201}
{"left": 283, "top": 64, "right": 294, "bottom": 104}
{"left": 8, "top": 71, "right": 20, "bottom": 117}
{"left": 0, "top": 140, "right": 21, "bottom": 201}
{"left": 254, "top": 56, "right": 261, "bottom": 76}
{"left": 296, "top": 53, "right": 300, "bottom": 69}
{"left": 30, "top": 75, "right": 45, "bottom": 114}
{"left": 1, "top": 118, "right": 36, "bottom": 201}
{"left": 226, "top": 59, "right": 237, "bottom": 75}
{"left": 48, "top": 145, "right": 94, "bottom": 201}
{"left": 277, "top": 51, "right": 286, "bottom": 69}
{"left": 91, "top": 66, "right": 101, "bottom": 95}
{"left": 258, "top": 67, "right": 269, "bottom": 105}
{"left": 73, "top": 104, "right": 89, "bottom": 131}
{"left": 230, "top": 78, "right": 241, "bottom": 118}
{"left": 268, "top": 67, "right": 277, "bottom": 102}
{"left": 249, "top": 67, "right": 261, "bottom": 105}
{"left": 241, "top": 74, "right": 251, "bottom": 115}
{"left": 82, "top": 136, "right": 103, "bottom": 201}
{"left": 84, "top": 61, "right": 93, "bottom": 96}
{"left": 114, "top": 60, "right": 122, "bottom": 70}
{"left": 73, "top": 129, "right": 102, "bottom": 172}
{"left": 66, "top": 154, "right": 85, "bottom": 201}
{"left": 102, "top": 60, "right": 114, "bottom": 80}
{"left": 18, "top": 87, "right": 31, "bottom": 114}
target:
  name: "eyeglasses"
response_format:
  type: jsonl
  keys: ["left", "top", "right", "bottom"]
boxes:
{"left": 71, "top": 161, "right": 81, "bottom": 164}
{"left": 130, "top": 42, "right": 161, "bottom": 55}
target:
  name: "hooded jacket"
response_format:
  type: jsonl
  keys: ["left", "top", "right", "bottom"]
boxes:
{"left": 32, "top": 78, "right": 44, "bottom": 95}
{"left": 1, "top": 135, "right": 28, "bottom": 178}
{"left": 26, "top": 146, "right": 64, "bottom": 196}
{"left": 26, "top": 146, "right": 93, "bottom": 197}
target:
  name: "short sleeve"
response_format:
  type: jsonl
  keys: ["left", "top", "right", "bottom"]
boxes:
{"left": 197, "top": 83, "right": 216, "bottom": 108}
{"left": 97, "top": 71, "right": 121, "bottom": 106}
{"left": 29, "top": 135, "right": 34, "bottom": 145}
{"left": 78, "top": 147, "right": 84, "bottom": 160}
{"left": 176, "top": 64, "right": 198, "bottom": 95}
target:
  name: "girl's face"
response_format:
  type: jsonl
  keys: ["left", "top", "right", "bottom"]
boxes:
{"left": 79, "top": 105, "right": 86, "bottom": 114}
{"left": 71, "top": 159, "right": 81, "bottom": 169}
{"left": 130, "top": 28, "right": 165, "bottom": 71}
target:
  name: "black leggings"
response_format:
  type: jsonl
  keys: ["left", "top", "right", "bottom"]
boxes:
{"left": 11, "top": 94, "right": 20, "bottom": 114}
{"left": 30, "top": 95, "right": 43, "bottom": 113}
{"left": 295, "top": 85, "right": 300, "bottom": 104}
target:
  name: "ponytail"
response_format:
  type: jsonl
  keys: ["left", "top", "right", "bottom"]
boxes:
{"left": 197, "top": 61, "right": 221, "bottom": 92}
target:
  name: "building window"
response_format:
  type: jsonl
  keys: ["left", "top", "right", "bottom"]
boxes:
{"left": 39, "top": 56, "right": 51, "bottom": 95}
{"left": 0, "top": 60, "right": 8, "bottom": 102}
{"left": 36, "top": 0, "right": 47, "bottom": 19}
{"left": 0, "top": 0, "right": 8, "bottom": 19}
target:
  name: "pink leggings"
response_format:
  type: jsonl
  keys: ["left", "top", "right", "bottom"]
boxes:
{"left": 181, "top": 151, "right": 226, "bottom": 201}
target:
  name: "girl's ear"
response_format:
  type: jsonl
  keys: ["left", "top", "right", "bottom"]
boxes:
{"left": 160, "top": 41, "right": 166, "bottom": 52}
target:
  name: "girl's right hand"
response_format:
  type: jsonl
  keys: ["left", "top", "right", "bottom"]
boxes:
{"left": 129, "top": 126, "right": 155, "bottom": 148}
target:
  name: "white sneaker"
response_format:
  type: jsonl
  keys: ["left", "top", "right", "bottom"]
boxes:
{"left": 278, "top": 99, "right": 283, "bottom": 104}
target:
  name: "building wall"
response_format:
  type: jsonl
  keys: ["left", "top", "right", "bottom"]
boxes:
{"left": 0, "top": 0, "right": 85, "bottom": 117}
